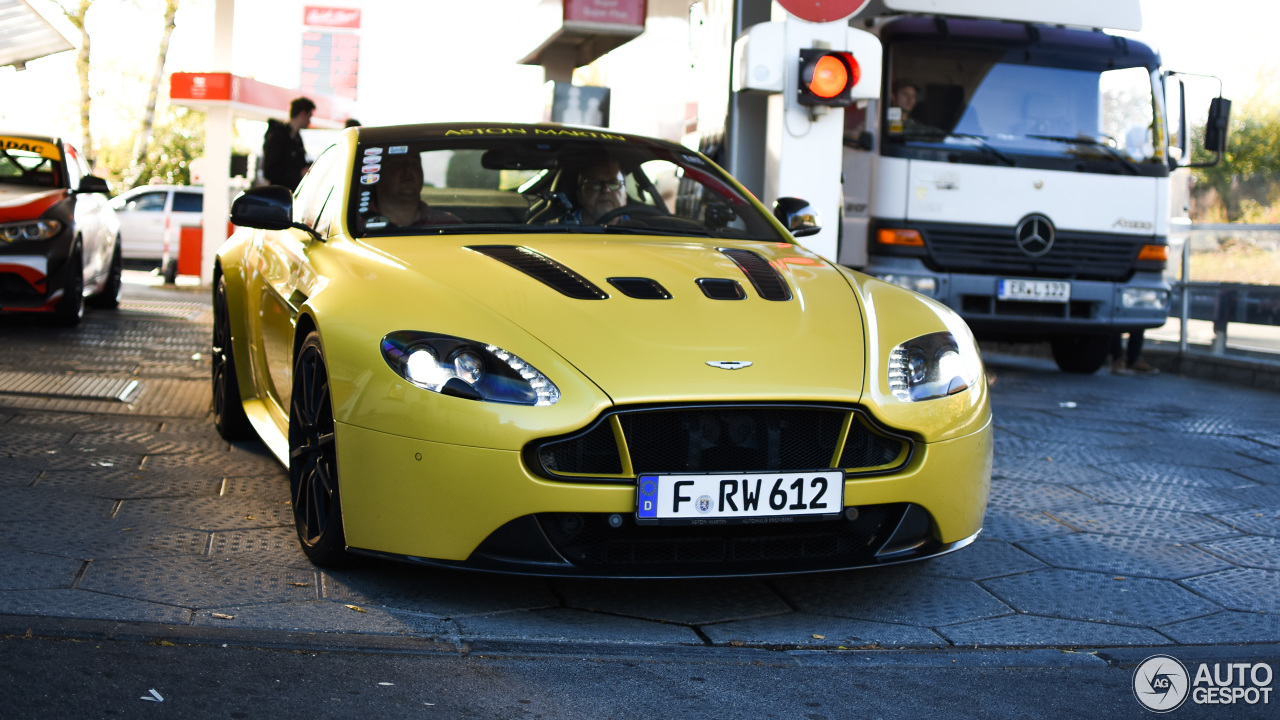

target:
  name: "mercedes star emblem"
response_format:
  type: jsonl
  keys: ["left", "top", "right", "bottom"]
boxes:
{"left": 1015, "top": 214, "right": 1055, "bottom": 257}
{"left": 706, "top": 361, "right": 753, "bottom": 370}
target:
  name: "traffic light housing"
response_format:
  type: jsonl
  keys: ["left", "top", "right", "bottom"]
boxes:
{"left": 797, "top": 49, "right": 859, "bottom": 107}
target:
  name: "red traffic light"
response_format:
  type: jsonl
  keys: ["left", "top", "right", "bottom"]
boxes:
{"left": 798, "top": 49, "right": 859, "bottom": 107}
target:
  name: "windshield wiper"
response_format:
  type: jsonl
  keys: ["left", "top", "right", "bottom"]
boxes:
{"left": 897, "top": 131, "right": 1016, "bottom": 166}
{"left": 1024, "top": 134, "right": 1141, "bottom": 175}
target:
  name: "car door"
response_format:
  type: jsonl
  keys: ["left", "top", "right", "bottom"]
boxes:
{"left": 115, "top": 190, "right": 169, "bottom": 260}
{"left": 255, "top": 146, "right": 343, "bottom": 425}
{"left": 63, "top": 143, "right": 110, "bottom": 279}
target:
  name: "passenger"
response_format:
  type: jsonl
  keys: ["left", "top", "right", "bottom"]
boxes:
{"left": 891, "top": 80, "right": 919, "bottom": 120}
{"left": 575, "top": 156, "right": 628, "bottom": 225}
{"left": 1110, "top": 330, "right": 1159, "bottom": 376}
{"left": 360, "top": 153, "right": 461, "bottom": 231}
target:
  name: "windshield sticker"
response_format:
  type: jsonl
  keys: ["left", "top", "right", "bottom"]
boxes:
{"left": 362, "top": 164, "right": 381, "bottom": 173}
{"left": 388, "top": 145, "right": 409, "bottom": 154}
{"left": 365, "top": 218, "right": 388, "bottom": 229}
{"left": 360, "top": 173, "right": 380, "bottom": 184}
{"left": 364, "top": 147, "right": 383, "bottom": 156}
{"left": 444, "top": 127, "right": 626, "bottom": 141}
{"left": 0, "top": 136, "right": 62, "bottom": 160}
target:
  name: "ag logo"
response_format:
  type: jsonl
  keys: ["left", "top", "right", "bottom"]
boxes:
{"left": 1134, "top": 654, "right": 1190, "bottom": 713}
{"left": 1014, "top": 214, "right": 1055, "bottom": 257}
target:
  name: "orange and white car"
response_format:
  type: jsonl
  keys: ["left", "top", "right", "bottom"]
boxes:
{"left": 0, "top": 133, "right": 122, "bottom": 325}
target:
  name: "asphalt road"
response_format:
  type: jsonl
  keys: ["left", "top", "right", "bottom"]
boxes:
{"left": 0, "top": 274, "right": 1277, "bottom": 718}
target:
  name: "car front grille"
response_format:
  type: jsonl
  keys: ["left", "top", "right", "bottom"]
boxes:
{"left": 528, "top": 404, "right": 912, "bottom": 481}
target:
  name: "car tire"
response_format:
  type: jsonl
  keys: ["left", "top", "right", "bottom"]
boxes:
{"left": 51, "top": 247, "right": 85, "bottom": 327}
{"left": 1049, "top": 333, "right": 1111, "bottom": 374}
{"left": 88, "top": 239, "right": 123, "bottom": 309}
{"left": 289, "top": 331, "right": 352, "bottom": 567}
{"left": 212, "top": 277, "right": 255, "bottom": 441}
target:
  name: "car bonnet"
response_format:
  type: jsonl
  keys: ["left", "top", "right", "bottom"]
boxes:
{"left": 363, "top": 234, "right": 869, "bottom": 405}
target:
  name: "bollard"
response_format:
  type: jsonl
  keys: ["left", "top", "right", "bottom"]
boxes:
{"left": 1212, "top": 287, "right": 1237, "bottom": 355}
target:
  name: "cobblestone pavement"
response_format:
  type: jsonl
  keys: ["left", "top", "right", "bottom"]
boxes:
{"left": 1, "top": 282, "right": 1278, "bottom": 653}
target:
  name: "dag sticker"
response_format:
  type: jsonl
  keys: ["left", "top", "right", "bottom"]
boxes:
{"left": 389, "top": 146, "right": 409, "bottom": 154}
{"left": 364, "top": 147, "right": 384, "bottom": 156}
{"left": 360, "top": 173, "right": 380, "bottom": 184}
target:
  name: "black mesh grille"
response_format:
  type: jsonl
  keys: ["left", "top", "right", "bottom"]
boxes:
{"left": 720, "top": 248, "right": 792, "bottom": 300}
{"left": 620, "top": 406, "right": 844, "bottom": 474}
{"left": 839, "top": 421, "right": 906, "bottom": 468}
{"left": 921, "top": 223, "right": 1143, "bottom": 281}
{"left": 537, "top": 420, "right": 622, "bottom": 475}
{"left": 536, "top": 504, "right": 906, "bottom": 570}
{"left": 696, "top": 278, "right": 745, "bottom": 300}
{"left": 529, "top": 405, "right": 911, "bottom": 480}
{"left": 468, "top": 245, "right": 608, "bottom": 299}
{"left": 0, "top": 273, "right": 43, "bottom": 301}
{"left": 607, "top": 277, "right": 672, "bottom": 299}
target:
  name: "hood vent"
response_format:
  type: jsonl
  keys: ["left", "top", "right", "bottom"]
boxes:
{"left": 607, "top": 277, "right": 672, "bottom": 299}
{"left": 468, "top": 245, "right": 608, "bottom": 300}
{"left": 719, "top": 248, "right": 792, "bottom": 301}
{"left": 696, "top": 278, "right": 746, "bottom": 300}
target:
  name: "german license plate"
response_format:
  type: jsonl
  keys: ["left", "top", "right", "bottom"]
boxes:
{"left": 998, "top": 278, "right": 1070, "bottom": 303}
{"left": 635, "top": 471, "right": 843, "bottom": 524}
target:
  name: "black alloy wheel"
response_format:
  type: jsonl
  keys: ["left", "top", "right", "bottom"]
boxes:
{"left": 52, "top": 247, "right": 85, "bottom": 326}
{"left": 88, "top": 239, "right": 123, "bottom": 309}
{"left": 211, "top": 277, "right": 253, "bottom": 440}
{"left": 289, "top": 331, "right": 350, "bottom": 567}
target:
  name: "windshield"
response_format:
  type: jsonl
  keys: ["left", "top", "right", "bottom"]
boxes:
{"left": 349, "top": 135, "right": 786, "bottom": 241}
{"left": 884, "top": 38, "right": 1166, "bottom": 177}
{"left": 0, "top": 142, "right": 65, "bottom": 189}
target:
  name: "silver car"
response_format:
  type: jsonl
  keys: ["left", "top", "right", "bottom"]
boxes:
{"left": 110, "top": 184, "right": 203, "bottom": 264}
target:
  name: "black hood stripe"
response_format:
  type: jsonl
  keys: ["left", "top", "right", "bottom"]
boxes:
{"left": 468, "top": 245, "right": 608, "bottom": 300}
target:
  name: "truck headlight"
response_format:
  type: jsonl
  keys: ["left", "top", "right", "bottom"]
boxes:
{"left": 1120, "top": 288, "right": 1169, "bottom": 310}
{"left": 888, "top": 331, "right": 981, "bottom": 402}
{"left": 875, "top": 273, "right": 938, "bottom": 296}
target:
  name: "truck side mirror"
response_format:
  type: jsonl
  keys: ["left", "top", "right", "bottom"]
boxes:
{"left": 773, "top": 197, "right": 821, "bottom": 238}
{"left": 1203, "top": 97, "right": 1231, "bottom": 155}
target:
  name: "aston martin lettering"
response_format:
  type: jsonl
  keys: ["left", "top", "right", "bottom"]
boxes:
{"left": 444, "top": 128, "right": 626, "bottom": 141}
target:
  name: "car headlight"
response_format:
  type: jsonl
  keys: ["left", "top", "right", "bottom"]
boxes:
{"left": 888, "top": 331, "right": 980, "bottom": 402}
{"left": 0, "top": 220, "right": 62, "bottom": 243}
{"left": 381, "top": 331, "right": 560, "bottom": 406}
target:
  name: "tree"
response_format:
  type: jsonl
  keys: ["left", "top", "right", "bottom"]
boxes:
{"left": 97, "top": 106, "right": 204, "bottom": 187}
{"left": 130, "top": 0, "right": 181, "bottom": 182}
{"left": 57, "top": 0, "right": 96, "bottom": 164}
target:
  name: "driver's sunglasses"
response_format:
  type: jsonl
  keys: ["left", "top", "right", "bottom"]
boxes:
{"left": 580, "top": 179, "right": 623, "bottom": 193}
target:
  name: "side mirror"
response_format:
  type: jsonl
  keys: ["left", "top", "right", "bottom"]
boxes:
{"left": 1203, "top": 97, "right": 1231, "bottom": 155}
{"left": 231, "top": 185, "right": 299, "bottom": 231}
{"left": 77, "top": 175, "right": 110, "bottom": 194}
{"left": 773, "top": 197, "right": 821, "bottom": 238}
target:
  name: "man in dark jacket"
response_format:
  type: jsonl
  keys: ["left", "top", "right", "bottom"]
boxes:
{"left": 262, "top": 97, "right": 315, "bottom": 188}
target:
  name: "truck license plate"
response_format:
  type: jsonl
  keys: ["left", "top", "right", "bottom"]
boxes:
{"left": 998, "top": 279, "right": 1070, "bottom": 303}
{"left": 635, "top": 471, "right": 843, "bottom": 524}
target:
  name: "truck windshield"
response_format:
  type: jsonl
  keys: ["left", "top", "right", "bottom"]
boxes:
{"left": 884, "top": 39, "right": 1166, "bottom": 177}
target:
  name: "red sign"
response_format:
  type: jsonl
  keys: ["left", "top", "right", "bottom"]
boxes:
{"left": 170, "top": 72, "right": 233, "bottom": 101}
{"left": 303, "top": 6, "right": 361, "bottom": 29}
{"left": 563, "top": 0, "right": 645, "bottom": 26}
{"left": 301, "top": 31, "right": 359, "bottom": 101}
{"left": 776, "top": 0, "right": 871, "bottom": 23}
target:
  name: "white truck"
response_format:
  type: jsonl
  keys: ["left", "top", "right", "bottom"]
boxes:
{"left": 694, "top": 0, "right": 1229, "bottom": 372}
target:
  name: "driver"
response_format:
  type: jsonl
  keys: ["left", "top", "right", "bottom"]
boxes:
{"left": 576, "top": 156, "right": 627, "bottom": 225}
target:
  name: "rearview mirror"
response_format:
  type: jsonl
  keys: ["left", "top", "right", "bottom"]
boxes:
{"left": 1203, "top": 97, "right": 1231, "bottom": 155}
{"left": 231, "top": 186, "right": 296, "bottom": 231}
{"left": 77, "top": 175, "right": 110, "bottom": 194}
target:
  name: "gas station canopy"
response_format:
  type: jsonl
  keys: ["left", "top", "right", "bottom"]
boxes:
{"left": 169, "top": 72, "right": 353, "bottom": 127}
{"left": 0, "top": 0, "right": 74, "bottom": 70}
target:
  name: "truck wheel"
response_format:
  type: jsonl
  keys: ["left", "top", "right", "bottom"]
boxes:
{"left": 1050, "top": 334, "right": 1111, "bottom": 374}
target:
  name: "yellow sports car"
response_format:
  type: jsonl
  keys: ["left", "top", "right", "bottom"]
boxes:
{"left": 215, "top": 123, "right": 991, "bottom": 576}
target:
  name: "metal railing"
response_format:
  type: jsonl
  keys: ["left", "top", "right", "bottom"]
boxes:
{"left": 1167, "top": 223, "right": 1280, "bottom": 356}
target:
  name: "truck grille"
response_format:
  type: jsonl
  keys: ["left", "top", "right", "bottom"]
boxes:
{"left": 921, "top": 222, "right": 1146, "bottom": 281}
